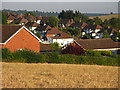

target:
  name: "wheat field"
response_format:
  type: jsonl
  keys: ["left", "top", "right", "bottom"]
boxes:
{"left": 2, "top": 62, "right": 119, "bottom": 88}
{"left": 89, "top": 14, "right": 119, "bottom": 21}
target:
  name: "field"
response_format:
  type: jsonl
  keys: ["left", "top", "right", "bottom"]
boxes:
{"left": 89, "top": 14, "right": 119, "bottom": 21}
{"left": 2, "top": 62, "right": 119, "bottom": 88}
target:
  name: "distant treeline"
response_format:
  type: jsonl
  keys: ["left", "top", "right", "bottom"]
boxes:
{"left": 2, "top": 9, "right": 110, "bottom": 17}
{"left": 2, "top": 9, "right": 59, "bottom": 17}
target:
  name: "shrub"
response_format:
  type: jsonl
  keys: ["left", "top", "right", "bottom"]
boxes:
{"left": 2, "top": 48, "right": 13, "bottom": 60}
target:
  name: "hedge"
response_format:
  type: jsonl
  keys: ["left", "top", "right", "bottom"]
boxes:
{"left": 1, "top": 48, "right": 119, "bottom": 66}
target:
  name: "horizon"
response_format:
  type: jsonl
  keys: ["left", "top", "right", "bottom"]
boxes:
{"left": 2, "top": 2, "right": 118, "bottom": 14}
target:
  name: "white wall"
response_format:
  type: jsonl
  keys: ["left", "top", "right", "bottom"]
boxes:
{"left": 53, "top": 38, "right": 73, "bottom": 47}
{"left": 93, "top": 48, "right": 120, "bottom": 55}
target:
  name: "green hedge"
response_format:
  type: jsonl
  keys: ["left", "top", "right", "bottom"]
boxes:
{"left": 1, "top": 48, "right": 119, "bottom": 66}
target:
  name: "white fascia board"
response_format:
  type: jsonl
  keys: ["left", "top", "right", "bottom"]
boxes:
{"left": 93, "top": 48, "right": 120, "bottom": 51}
{"left": 3, "top": 26, "right": 42, "bottom": 44}
{"left": 23, "top": 26, "right": 42, "bottom": 42}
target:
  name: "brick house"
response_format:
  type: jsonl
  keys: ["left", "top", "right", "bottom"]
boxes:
{"left": 0, "top": 25, "right": 41, "bottom": 52}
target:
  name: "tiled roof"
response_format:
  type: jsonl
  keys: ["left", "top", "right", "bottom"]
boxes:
{"left": 0, "top": 25, "right": 23, "bottom": 43}
{"left": 83, "top": 24, "right": 102, "bottom": 30}
{"left": 53, "top": 32, "right": 73, "bottom": 39}
{"left": 14, "top": 17, "right": 28, "bottom": 24}
{"left": 35, "top": 25, "right": 51, "bottom": 31}
{"left": 40, "top": 44, "right": 54, "bottom": 51}
{"left": 47, "top": 28, "right": 62, "bottom": 34}
{"left": 75, "top": 38, "right": 119, "bottom": 50}
{"left": 70, "top": 22, "right": 87, "bottom": 28}
{"left": 7, "top": 15, "right": 15, "bottom": 20}
{"left": 26, "top": 22, "right": 38, "bottom": 27}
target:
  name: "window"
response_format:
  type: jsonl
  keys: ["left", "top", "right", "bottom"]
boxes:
{"left": 17, "top": 49, "right": 23, "bottom": 52}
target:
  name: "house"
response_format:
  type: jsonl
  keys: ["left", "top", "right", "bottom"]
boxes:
{"left": 36, "top": 13, "right": 42, "bottom": 24}
{"left": 40, "top": 43, "right": 54, "bottom": 53}
{"left": 40, "top": 15, "right": 48, "bottom": 26}
{"left": 35, "top": 25, "right": 52, "bottom": 38}
{"left": 25, "top": 22, "right": 39, "bottom": 32}
{"left": 59, "top": 19, "right": 74, "bottom": 28}
{"left": 13, "top": 17, "right": 28, "bottom": 25}
{"left": 0, "top": 25, "right": 41, "bottom": 52}
{"left": 45, "top": 28, "right": 74, "bottom": 47}
{"left": 25, "top": 13, "right": 35, "bottom": 22}
{"left": 82, "top": 23, "right": 102, "bottom": 39}
{"left": 7, "top": 15, "right": 15, "bottom": 24}
{"left": 69, "top": 21, "right": 88, "bottom": 29}
{"left": 68, "top": 38, "right": 119, "bottom": 55}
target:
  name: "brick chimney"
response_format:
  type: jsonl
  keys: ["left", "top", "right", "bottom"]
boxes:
{"left": 71, "top": 19, "right": 73, "bottom": 23}
{"left": 45, "top": 14, "right": 47, "bottom": 18}
{"left": 28, "top": 13, "right": 30, "bottom": 16}
{"left": 108, "top": 26, "right": 110, "bottom": 29}
{"left": 93, "top": 22, "right": 95, "bottom": 25}
{"left": 79, "top": 19, "right": 82, "bottom": 23}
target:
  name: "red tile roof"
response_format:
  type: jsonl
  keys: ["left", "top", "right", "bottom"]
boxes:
{"left": 53, "top": 32, "right": 73, "bottom": 39}
{"left": 47, "top": 28, "right": 62, "bottom": 34}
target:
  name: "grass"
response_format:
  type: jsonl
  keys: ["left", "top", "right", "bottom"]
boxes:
{"left": 2, "top": 62, "right": 119, "bottom": 88}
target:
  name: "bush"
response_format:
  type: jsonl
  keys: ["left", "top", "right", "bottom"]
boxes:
{"left": 2, "top": 48, "right": 13, "bottom": 60}
{"left": 1, "top": 48, "right": 119, "bottom": 66}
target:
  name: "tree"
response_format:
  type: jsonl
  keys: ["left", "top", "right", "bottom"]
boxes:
{"left": 103, "top": 30, "right": 109, "bottom": 38}
{"left": 93, "top": 17, "right": 102, "bottom": 25}
{"left": 2, "top": 12, "right": 7, "bottom": 24}
{"left": 36, "top": 32, "right": 41, "bottom": 39}
{"left": 62, "top": 43, "right": 85, "bottom": 55}
{"left": 47, "top": 15, "right": 59, "bottom": 27}
{"left": 82, "top": 35, "right": 91, "bottom": 39}
{"left": 25, "top": 12, "right": 36, "bottom": 17}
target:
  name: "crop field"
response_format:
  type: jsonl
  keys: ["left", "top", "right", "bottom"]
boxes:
{"left": 2, "top": 62, "right": 119, "bottom": 88}
{"left": 89, "top": 14, "right": 119, "bottom": 21}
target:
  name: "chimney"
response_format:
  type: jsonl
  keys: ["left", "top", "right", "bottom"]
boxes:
{"left": 79, "top": 19, "right": 82, "bottom": 23}
{"left": 45, "top": 13, "right": 47, "bottom": 18}
{"left": 28, "top": 13, "right": 30, "bottom": 16}
{"left": 71, "top": 19, "right": 73, "bottom": 23}
{"left": 108, "top": 26, "right": 110, "bottom": 29}
{"left": 93, "top": 22, "right": 95, "bottom": 25}
{"left": 7, "top": 12, "right": 10, "bottom": 15}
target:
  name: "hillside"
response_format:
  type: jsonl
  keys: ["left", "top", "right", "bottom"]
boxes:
{"left": 2, "top": 62, "right": 119, "bottom": 88}
{"left": 89, "top": 14, "right": 119, "bottom": 21}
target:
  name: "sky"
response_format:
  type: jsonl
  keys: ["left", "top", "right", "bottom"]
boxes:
{"left": 1, "top": 0, "right": 119, "bottom": 14}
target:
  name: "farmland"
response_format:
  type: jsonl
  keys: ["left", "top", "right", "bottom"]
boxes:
{"left": 2, "top": 62, "right": 119, "bottom": 88}
{"left": 89, "top": 14, "right": 119, "bottom": 21}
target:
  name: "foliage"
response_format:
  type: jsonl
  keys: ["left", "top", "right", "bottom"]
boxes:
{"left": 47, "top": 15, "right": 59, "bottom": 27}
{"left": 62, "top": 43, "right": 85, "bottom": 55}
{"left": 25, "top": 12, "right": 36, "bottom": 17}
{"left": 82, "top": 35, "right": 92, "bottom": 39}
{"left": 2, "top": 48, "right": 13, "bottom": 60}
{"left": 50, "top": 42, "right": 60, "bottom": 52}
{"left": 2, "top": 12, "right": 7, "bottom": 24}
{"left": 103, "top": 30, "right": 110, "bottom": 38}
{"left": 36, "top": 32, "right": 41, "bottom": 39}
{"left": 93, "top": 17, "right": 102, "bottom": 25}
{"left": 1, "top": 48, "right": 119, "bottom": 66}
{"left": 58, "top": 10, "right": 88, "bottom": 22}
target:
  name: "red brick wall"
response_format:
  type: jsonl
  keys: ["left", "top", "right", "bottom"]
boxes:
{"left": 2, "top": 28, "right": 40, "bottom": 52}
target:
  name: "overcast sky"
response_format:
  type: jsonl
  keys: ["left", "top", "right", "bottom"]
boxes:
{"left": 1, "top": 0, "right": 119, "bottom": 14}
